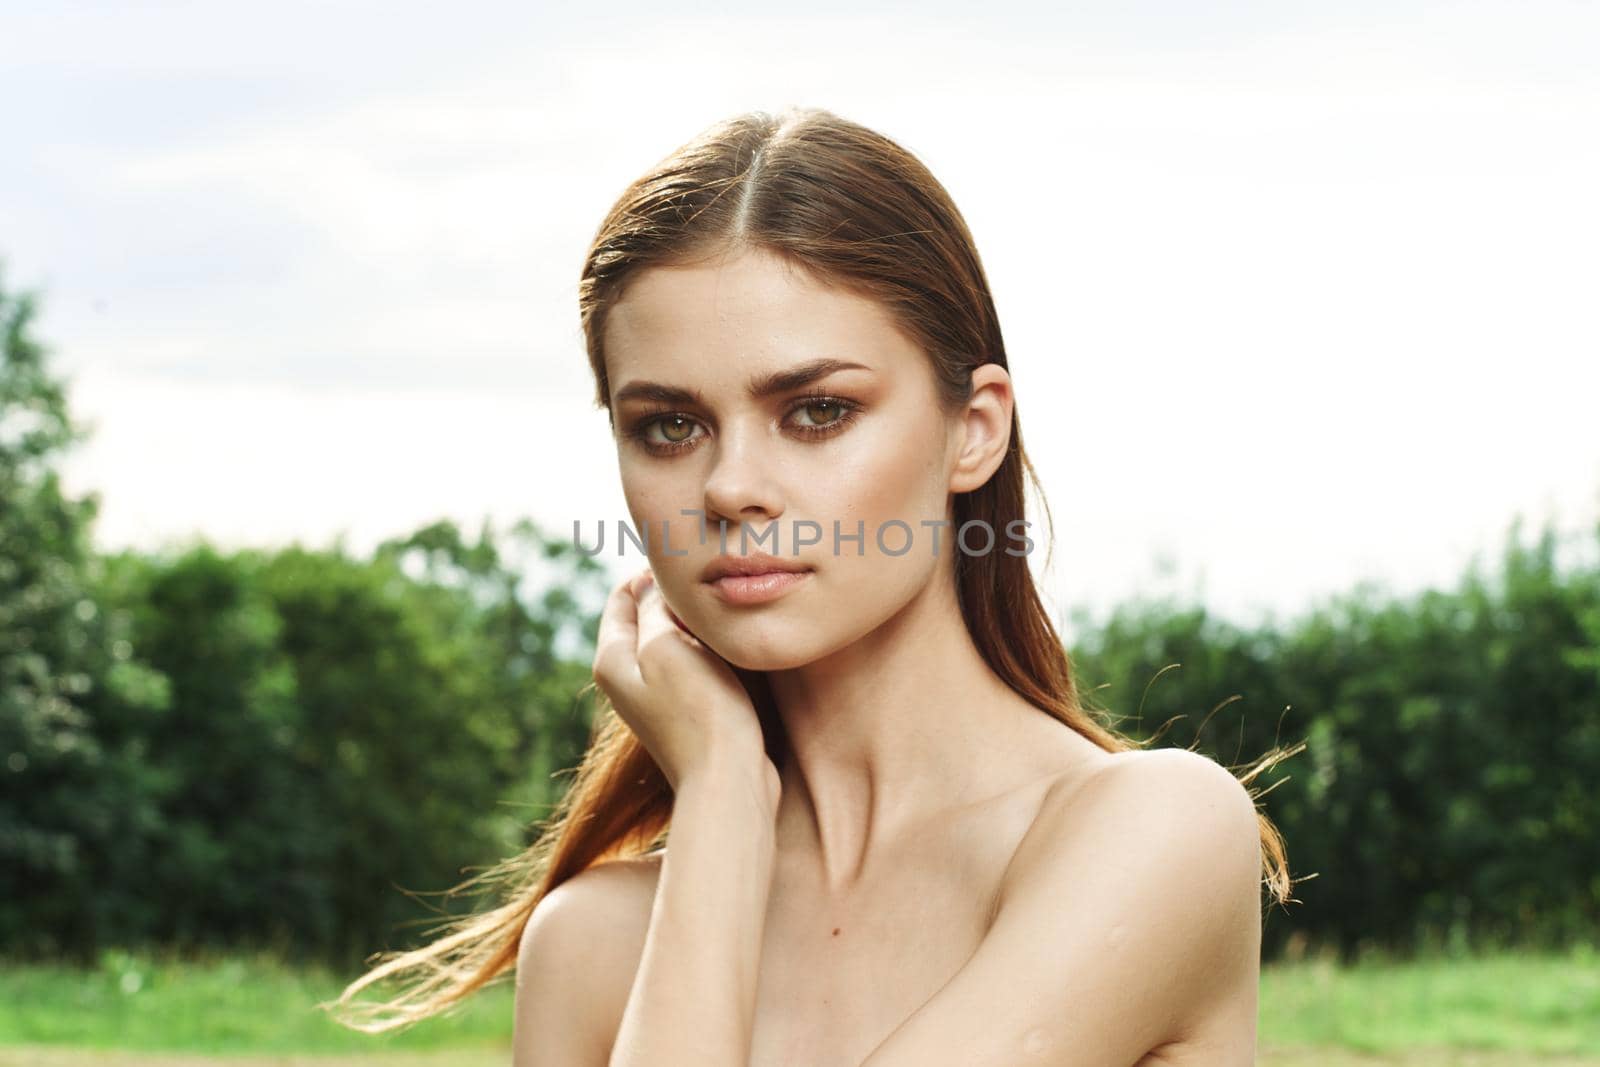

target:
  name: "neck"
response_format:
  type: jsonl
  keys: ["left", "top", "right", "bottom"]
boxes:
{"left": 765, "top": 563, "right": 1065, "bottom": 895}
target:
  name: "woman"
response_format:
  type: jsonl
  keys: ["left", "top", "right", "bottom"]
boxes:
{"left": 330, "top": 106, "right": 1298, "bottom": 1065}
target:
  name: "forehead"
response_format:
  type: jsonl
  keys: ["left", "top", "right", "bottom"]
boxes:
{"left": 603, "top": 249, "right": 921, "bottom": 387}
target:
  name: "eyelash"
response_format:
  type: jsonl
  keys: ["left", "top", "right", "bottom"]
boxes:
{"left": 625, "top": 389, "right": 863, "bottom": 456}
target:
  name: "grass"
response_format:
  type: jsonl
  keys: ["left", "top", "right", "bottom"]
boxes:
{"left": 0, "top": 943, "right": 1597, "bottom": 1063}
{"left": 1259, "top": 942, "right": 1600, "bottom": 1057}
{"left": 0, "top": 947, "right": 513, "bottom": 1055}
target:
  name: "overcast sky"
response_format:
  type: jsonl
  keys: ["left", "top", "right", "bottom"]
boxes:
{"left": 3, "top": 0, "right": 1596, "bottom": 642}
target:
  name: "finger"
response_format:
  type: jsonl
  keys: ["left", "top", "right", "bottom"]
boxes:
{"left": 634, "top": 580, "right": 720, "bottom": 678}
{"left": 593, "top": 571, "right": 645, "bottom": 691}
{"left": 633, "top": 572, "right": 684, "bottom": 653}
{"left": 630, "top": 570, "right": 697, "bottom": 638}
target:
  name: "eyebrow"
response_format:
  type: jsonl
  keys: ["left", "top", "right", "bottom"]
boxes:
{"left": 612, "top": 358, "right": 873, "bottom": 407}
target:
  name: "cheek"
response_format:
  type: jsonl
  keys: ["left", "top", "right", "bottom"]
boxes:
{"left": 618, "top": 465, "right": 657, "bottom": 526}
{"left": 619, "top": 456, "right": 696, "bottom": 530}
{"left": 802, "top": 415, "right": 949, "bottom": 622}
{"left": 833, "top": 412, "right": 950, "bottom": 533}
{"left": 617, "top": 461, "right": 698, "bottom": 574}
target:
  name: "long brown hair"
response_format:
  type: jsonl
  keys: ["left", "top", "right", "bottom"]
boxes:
{"left": 326, "top": 105, "right": 1303, "bottom": 1032}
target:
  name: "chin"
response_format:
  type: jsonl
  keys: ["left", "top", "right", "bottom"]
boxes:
{"left": 697, "top": 619, "right": 825, "bottom": 672}
{"left": 701, "top": 602, "right": 899, "bottom": 674}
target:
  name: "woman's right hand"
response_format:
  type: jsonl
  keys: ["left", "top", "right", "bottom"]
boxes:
{"left": 592, "top": 568, "right": 777, "bottom": 800}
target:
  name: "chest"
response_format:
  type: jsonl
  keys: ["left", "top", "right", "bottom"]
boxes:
{"left": 747, "top": 871, "right": 1238, "bottom": 1067}
{"left": 746, "top": 802, "right": 1038, "bottom": 1067}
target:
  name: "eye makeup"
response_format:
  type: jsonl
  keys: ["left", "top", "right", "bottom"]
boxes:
{"left": 622, "top": 387, "right": 864, "bottom": 457}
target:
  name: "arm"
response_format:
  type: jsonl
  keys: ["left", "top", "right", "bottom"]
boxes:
{"left": 578, "top": 569, "right": 781, "bottom": 1066}
{"left": 513, "top": 859, "right": 658, "bottom": 1067}
{"left": 609, "top": 749, "right": 779, "bottom": 1067}
{"left": 858, "top": 749, "right": 1263, "bottom": 1067}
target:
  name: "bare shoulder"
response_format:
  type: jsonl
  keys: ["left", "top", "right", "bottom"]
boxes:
{"left": 512, "top": 850, "right": 664, "bottom": 1067}
{"left": 1009, "top": 746, "right": 1263, "bottom": 1052}
{"left": 851, "top": 747, "right": 1263, "bottom": 1066}
{"left": 1014, "top": 744, "right": 1262, "bottom": 924}
{"left": 1022, "top": 744, "right": 1260, "bottom": 862}
{"left": 1110, "top": 745, "right": 1251, "bottom": 816}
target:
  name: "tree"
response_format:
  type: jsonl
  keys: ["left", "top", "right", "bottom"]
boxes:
{"left": 0, "top": 259, "right": 169, "bottom": 955}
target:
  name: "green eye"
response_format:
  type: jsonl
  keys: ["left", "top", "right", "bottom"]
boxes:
{"left": 799, "top": 400, "right": 845, "bottom": 426}
{"left": 786, "top": 395, "right": 861, "bottom": 438}
{"left": 659, "top": 417, "right": 695, "bottom": 442}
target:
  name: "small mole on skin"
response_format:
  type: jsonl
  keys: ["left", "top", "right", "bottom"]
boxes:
{"left": 832, "top": 927, "right": 841, "bottom": 936}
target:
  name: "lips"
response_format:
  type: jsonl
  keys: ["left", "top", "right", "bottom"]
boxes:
{"left": 700, "top": 552, "right": 815, "bottom": 607}
{"left": 699, "top": 551, "right": 814, "bottom": 584}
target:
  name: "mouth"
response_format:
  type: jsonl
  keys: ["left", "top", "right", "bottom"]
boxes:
{"left": 705, "top": 570, "right": 812, "bottom": 605}
{"left": 701, "top": 557, "right": 815, "bottom": 606}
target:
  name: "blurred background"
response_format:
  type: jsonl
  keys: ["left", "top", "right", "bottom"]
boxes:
{"left": 1, "top": 1, "right": 1596, "bottom": 1064}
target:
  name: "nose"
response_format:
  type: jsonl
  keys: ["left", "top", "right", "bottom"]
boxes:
{"left": 702, "top": 421, "right": 785, "bottom": 530}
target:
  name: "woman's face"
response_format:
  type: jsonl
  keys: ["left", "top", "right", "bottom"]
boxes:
{"left": 602, "top": 246, "right": 965, "bottom": 671}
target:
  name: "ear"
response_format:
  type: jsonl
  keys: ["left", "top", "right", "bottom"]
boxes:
{"left": 948, "top": 364, "right": 1014, "bottom": 494}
